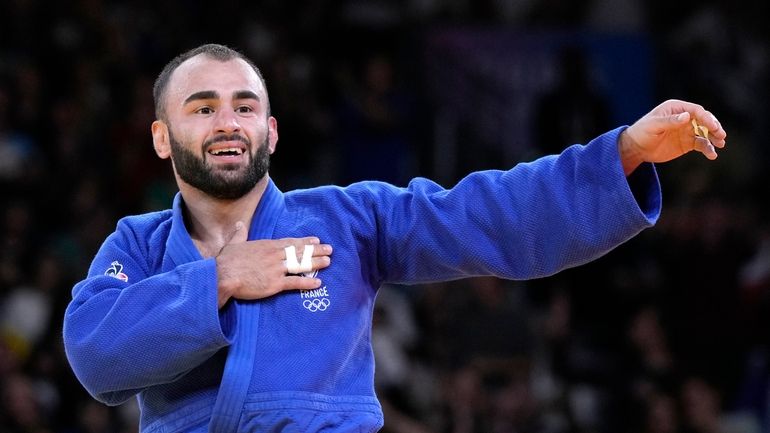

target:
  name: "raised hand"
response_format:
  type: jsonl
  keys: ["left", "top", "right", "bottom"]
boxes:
{"left": 215, "top": 230, "right": 332, "bottom": 308}
{"left": 619, "top": 99, "right": 727, "bottom": 175}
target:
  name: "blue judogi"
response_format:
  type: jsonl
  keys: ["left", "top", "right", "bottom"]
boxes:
{"left": 63, "top": 127, "right": 661, "bottom": 432}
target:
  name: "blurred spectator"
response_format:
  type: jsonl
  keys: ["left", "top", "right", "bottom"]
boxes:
{"left": 0, "top": 253, "right": 59, "bottom": 362}
{"left": 0, "top": 84, "right": 39, "bottom": 184}
{"left": 374, "top": 285, "right": 439, "bottom": 433}
{"left": 264, "top": 50, "right": 336, "bottom": 188}
{"left": 0, "top": 373, "right": 51, "bottom": 433}
{"left": 373, "top": 285, "right": 420, "bottom": 391}
{"left": 680, "top": 376, "right": 760, "bottom": 433}
{"left": 334, "top": 52, "right": 418, "bottom": 185}
{"left": 640, "top": 391, "right": 680, "bottom": 433}
{"left": 626, "top": 306, "right": 677, "bottom": 402}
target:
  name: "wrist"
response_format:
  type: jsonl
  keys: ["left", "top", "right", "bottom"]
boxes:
{"left": 217, "top": 288, "right": 233, "bottom": 309}
{"left": 619, "top": 129, "right": 644, "bottom": 176}
{"left": 215, "top": 257, "right": 236, "bottom": 309}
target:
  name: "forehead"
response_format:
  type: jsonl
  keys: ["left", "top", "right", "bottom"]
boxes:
{"left": 167, "top": 55, "right": 265, "bottom": 103}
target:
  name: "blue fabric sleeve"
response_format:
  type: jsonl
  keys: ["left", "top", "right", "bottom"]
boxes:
{"left": 63, "top": 221, "right": 235, "bottom": 406}
{"left": 371, "top": 126, "right": 661, "bottom": 283}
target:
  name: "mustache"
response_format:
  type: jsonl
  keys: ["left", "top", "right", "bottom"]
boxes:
{"left": 203, "top": 133, "right": 251, "bottom": 151}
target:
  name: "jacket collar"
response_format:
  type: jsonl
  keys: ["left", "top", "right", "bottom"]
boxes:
{"left": 163, "top": 178, "right": 285, "bottom": 269}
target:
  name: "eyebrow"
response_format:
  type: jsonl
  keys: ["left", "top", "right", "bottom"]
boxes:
{"left": 183, "top": 90, "right": 260, "bottom": 105}
{"left": 184, "top": 90, "right": 218, "bottom": 105}
{"left": 233, "top": 90, "right": 260, "bottom": 101}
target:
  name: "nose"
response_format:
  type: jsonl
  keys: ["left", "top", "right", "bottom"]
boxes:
{"left": 213, "top": 107, "right": 241, "bottom": 134}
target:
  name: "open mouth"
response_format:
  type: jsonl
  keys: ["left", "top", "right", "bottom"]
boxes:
{"left": 206, "top": 141, "right": 248, "bottom": 161}
{"left": 208, "top": 147, "right": 245, "bottom": 156}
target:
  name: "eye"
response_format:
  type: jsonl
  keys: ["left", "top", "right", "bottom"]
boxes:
{"left": 236, "top": 105, "right": 254, "bottom": 114}
{"left": 195, "top": 106, "right": 214, "bottom": 115}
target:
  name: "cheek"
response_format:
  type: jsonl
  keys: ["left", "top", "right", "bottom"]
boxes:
{"left": 244, "top": 125, "right": 268, "bottom": 146}
{"left": 174, "top": 126, "right": 206, "bottom": 151}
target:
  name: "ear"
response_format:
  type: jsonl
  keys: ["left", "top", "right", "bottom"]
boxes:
{"left": 267, "top": 116, "right": 278, "bottom": 154}
{"left": 151, "top": 120, "right": 171, "bottom": 159}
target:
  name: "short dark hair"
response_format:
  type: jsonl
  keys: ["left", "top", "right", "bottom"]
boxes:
{"left": 152, "top": 43, "right": 270, "bottom": 121}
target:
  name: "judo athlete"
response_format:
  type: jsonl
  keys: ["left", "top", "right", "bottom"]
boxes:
{"left": 62, "top": 43, "right": 727, "bottom": 432}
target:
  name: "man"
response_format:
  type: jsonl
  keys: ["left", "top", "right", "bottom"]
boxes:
{"left": 63, "top": 43, "right": 726, "bottom": 432}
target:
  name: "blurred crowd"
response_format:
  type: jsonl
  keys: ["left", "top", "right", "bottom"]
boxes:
{"left": 2, "top": 0, "right": 770, "bottom": 432}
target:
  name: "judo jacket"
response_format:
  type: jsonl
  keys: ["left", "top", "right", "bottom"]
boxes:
{"left": 63, "top": 127, "right": 662, "bottom": 432}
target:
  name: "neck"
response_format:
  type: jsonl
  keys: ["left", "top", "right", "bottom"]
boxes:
{"left": 179, "top": 176, "right": 269, "bottom": 257}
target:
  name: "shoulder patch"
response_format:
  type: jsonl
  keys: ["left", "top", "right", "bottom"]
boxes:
{"left": 105, "top": 261, "right": 129, "bottom": 282}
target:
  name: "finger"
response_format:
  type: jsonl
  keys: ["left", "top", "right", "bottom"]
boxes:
{"left": 311, "top": 255, "right": 331, "bottom": 271}
{"left": 226, "top": 221, "right": 246, "bottom": 244}
{"left": 672, "top": 111, "right": 690, "bottom": 124}
{"left": 296, "top": 237, "right": 321, "bottom": 245}
{"left": 694, "top": 136, "right": 718, "bottom": 160}
{"left": 312, "top": 244, "right": 333, "bottom": 257}
{"left": 284, "top": 246, "right": 331, "bottom": 273}
{"left": 283, "top": 255, "right": 331, "bottom": 276}
{"left": 691, "top": 111, "right": 726, "bottom": 149}
{"left": 216, "top": 221, "right": 246, "bottom": 256}
{"left": 285, "top": 240, "right": 331, "bottom": 260}
{"left": 700, "top": 111, "right": 720, "bottom": 134}
{"left": 284, "top": 245, "right": 302, "bottom": 274}
{"left": 281, "top": 275, "right": 323, "bottom": 291}
{"left": 702, "top": 112, "right": 727, "bottom": 146}
{"left": 273, "top": 237, "right": 320, "bottom": 248}
{"left": 299, "top": 244, "right": 314, "bottom": 272}
{"left": 280, "top": 238, "right": 320, "bottom": 260}
{"left": 286, "top": 244, "right": 317, "bottom": 261}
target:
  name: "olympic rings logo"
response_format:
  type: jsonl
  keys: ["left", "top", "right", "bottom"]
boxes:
{"left": 302, "top": 298, "right": 331, "bottom": 312}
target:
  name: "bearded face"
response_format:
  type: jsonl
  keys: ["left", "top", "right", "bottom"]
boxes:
{"left": 168, "top": 126, "right": 270, "bottom": 200}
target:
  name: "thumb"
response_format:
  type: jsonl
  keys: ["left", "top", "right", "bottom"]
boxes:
{"left": 226, "top": 221, "right": 246, "bottom": 244}
{"left": 216, "top": 221, "right": 246, "bottom": 257}
{"left": 672, "top": 111, "right": 690, "bottom": 124}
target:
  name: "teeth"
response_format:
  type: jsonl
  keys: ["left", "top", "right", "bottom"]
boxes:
{"left": 209, "top": 148, "right": 243, "bottom": 155}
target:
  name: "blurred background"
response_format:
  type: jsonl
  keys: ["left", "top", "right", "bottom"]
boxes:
{"left": 1, "top": 0, "right": 770, "bottom": 432}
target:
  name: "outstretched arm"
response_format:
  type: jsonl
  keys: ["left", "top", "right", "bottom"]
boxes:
{"left": 619, "top": 99, "right": 727, "bottom": 176}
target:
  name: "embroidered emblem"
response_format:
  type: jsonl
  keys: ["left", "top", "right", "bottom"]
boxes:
{"left": 302, "top": 298, "right": 330, "bottom": 312}
{"left": 104, "top": 261, "right": 129, "bottom": 282}
{"left": 299, "top": 271, "right": 330, "bottom": 312}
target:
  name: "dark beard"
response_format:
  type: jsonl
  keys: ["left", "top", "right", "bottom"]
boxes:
{"left": 169, "top": 129, "right": 270, "bottom": 200}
